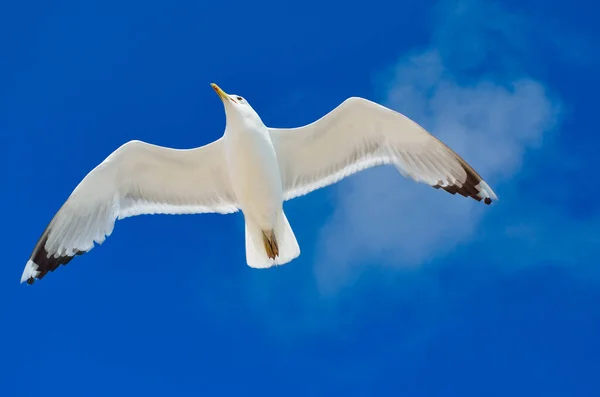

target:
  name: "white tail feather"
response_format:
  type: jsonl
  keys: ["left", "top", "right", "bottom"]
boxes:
{"left": 244, "top": 211, "right": 300, "bottom": 268}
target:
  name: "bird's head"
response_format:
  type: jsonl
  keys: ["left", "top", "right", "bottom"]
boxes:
{"left": 211, "top": 83, "right": 260, "bottom": 125}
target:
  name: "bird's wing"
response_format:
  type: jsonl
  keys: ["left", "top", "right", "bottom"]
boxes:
{"left": 270, "top": 96, "right": 497, "bottom": 203}
{"left": 22, "top": 139, "right": 238, "bottom": 284}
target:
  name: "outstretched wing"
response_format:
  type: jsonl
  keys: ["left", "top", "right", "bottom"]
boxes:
{"left": 269, "top": 97, "right": 497, "bottom": 203}
{"left": 22, "top": 139, "right": 238, "bottom": 284}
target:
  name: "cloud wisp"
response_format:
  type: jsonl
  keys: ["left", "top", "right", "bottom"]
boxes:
{"left": 314, "top": 0, "right": 563, "bottom": 292}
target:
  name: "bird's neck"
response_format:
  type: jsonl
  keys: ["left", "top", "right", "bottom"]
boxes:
{"left": 224, "top": 114, "right": 269, "bottom": 140}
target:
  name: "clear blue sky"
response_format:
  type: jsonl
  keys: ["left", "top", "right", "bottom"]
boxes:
{"left": 2, "top": 0, "right": 599, "bottom": 395}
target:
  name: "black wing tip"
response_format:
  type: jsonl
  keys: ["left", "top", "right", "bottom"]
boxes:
{"left": 23, "top": 253, "right": 78, "bottom": 285}
{"left": 24, "top": 228, "right": 87, "bottom": 285}
{"left": 433, "top": 181, "right": 496, "bottom": 205}
{"left": 432, "top": 159, "right": 497, "bottom": 205}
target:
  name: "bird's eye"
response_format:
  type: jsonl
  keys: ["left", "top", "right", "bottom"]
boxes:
{"left": 236, "top": 96, "right": 243, "bottom": 102}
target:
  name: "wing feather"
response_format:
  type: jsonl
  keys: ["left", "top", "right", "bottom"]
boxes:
{"left": 22, "top": 139, "right": 238, "bottom": 284}
{"left": 269, "top": 97, "right": 497, "bottom": 203}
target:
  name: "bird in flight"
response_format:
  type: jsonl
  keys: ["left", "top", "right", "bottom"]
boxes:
{"left": 21, "top": 83, "right": 497, "bottom": 284}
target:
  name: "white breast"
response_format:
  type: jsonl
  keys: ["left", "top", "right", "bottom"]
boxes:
{"left": 224, "top": 120, "right": 283, "bottom": 229}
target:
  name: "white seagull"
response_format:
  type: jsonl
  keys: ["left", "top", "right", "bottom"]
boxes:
{"left": 21, "top": 83, "right": 497, "bottom": 284}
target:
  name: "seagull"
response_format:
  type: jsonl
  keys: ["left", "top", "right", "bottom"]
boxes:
{"left": 21, "top": 83, "right": 498, "bottom": 285}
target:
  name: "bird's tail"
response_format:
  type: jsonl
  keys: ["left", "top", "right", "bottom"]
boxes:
{"left": 244, "top": 210, "right": 300, "bottom": 269}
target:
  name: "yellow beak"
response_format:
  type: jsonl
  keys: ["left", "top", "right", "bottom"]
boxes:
{"left": 211, "top": 83, "right": 229, "bottom": 101}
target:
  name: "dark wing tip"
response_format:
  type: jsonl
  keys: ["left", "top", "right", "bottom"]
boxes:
{"left": 25, "top": 227, "right": 86, "bottom": 285}
{"left": 432, "top": 157, "right": 497, "bottom": 205}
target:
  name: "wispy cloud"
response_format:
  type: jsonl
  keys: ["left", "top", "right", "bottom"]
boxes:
{"left": 314, "top": 0, "right": 564, "bottom": 292}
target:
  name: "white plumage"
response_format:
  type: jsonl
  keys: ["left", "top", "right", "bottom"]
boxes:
{"left": 21, "top": 84, "right": 497, "bottom": 284}
{"left": 271, "top": 97, "right": 496, "bottom": 202}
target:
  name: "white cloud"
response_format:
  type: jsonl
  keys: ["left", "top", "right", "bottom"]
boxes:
{"left": 313, "top": 0, "right": 563, "bottom": 293}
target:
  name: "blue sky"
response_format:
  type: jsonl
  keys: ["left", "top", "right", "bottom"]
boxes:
{"left": 1, "top": 0, "right": 599, "bottom": 395}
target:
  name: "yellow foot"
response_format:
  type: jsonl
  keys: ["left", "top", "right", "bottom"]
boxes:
{"left": 262, "top": 230, "right": 279, "bottom": 259}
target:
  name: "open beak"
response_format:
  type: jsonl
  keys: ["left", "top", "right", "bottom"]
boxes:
{"left": 211, "top": 83, "right": 229, "bottom": 102}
